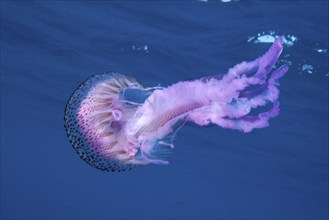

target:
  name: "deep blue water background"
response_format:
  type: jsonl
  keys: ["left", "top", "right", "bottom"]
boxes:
{"left": 1, "top": 1, "right": 328, "bottom": 219}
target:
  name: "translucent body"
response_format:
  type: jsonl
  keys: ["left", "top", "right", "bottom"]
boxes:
{"left": 64, "top": 37, "right": 288, "bottom": 172}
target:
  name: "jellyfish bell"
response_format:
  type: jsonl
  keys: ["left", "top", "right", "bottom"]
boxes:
{"left": 64, "top": 73, "right": 165, "bottom": 172}
{"left": 64, "top": 37, "right": 288, "bottom": 172}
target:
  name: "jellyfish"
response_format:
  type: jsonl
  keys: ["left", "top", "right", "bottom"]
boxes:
{"left": 64, "top": 37, "right": 288, "bottom": 172}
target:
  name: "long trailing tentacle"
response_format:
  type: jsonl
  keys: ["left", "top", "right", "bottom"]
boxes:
{"left": 187, "top": 37, "right": 288, "bottom": 132}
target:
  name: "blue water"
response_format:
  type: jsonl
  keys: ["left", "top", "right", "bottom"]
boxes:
{"left": 1, "top": 1, "right": 328, "bottom": 219}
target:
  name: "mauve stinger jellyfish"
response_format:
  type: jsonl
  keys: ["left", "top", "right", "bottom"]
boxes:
{"left": 64, "top": 37, "right": 288, "bottom": 172}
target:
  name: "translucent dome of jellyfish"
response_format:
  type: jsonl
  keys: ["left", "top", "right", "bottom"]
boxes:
{"left": 64, "top": 37, "right": 288, "bottom": 172}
